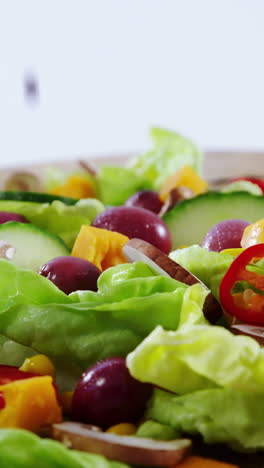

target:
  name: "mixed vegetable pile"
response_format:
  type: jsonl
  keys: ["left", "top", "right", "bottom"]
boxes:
{"left": 1, "top": 128, "right": 264, "bottom": 467}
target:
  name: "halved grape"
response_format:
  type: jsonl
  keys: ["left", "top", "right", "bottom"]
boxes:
{"left": 125, "top": 190, "right": 163, "bottom": 214}
{"left": 0, "top": 211, "right": 29, "bottom": 224}
{"left": 39, "top": 256, "right": 101, "bottom": 294}
{"left": 71, "top": 357, "right": 152, "bottom": 429}
{"left": 92, "top": 206, "right": 172, "bottom": 254}
{"left": 201, "top": 219, "right": 250, "bottom": 252}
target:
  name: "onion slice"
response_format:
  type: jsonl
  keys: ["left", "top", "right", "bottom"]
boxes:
{"left": 231, "top": 323, "right": 264, "bottom": 345}
{"left": 52, "top": 421, "right": 191, "bottom": 466}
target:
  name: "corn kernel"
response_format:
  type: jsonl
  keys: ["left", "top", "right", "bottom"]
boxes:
{"left": 20, "top": 354, "right": 55, "bottom": 378}
{"left": 106, "top": 423, "right": 137, "bottom": 436}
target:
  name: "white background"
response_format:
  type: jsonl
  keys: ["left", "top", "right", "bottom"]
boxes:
{"left": 0, "top": 0, "right": 263, "bottom": 166}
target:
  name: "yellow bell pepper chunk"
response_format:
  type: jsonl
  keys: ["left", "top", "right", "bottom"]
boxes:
{"left": 72, "top": 225, "right": 129, "bottom": 271}
{"left": 220, "top": 248, "right": 245, "bottom": 257}
{"left": 241, "top": 219, "right": 264, "bottom": 249}
{"left": 176, "top": 456, "right": 238, "bottom": 468}
{"left": 0, "top": 376, "right": 62, "bottom": 432}
{"left": 50, "top": 175, "right": 95, "bottom": 199}
{"left": 20, "top": 354, "right": 55, "bottom": 378}
{"left": 106, "top": 423, "right": 137, "bottom": 435}
{"left": 159, "top": 165, "right": 208, "bottom": 202}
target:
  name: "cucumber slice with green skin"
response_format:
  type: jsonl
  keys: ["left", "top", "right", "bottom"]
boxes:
{"left": 0, "top": 222, "right": 69, "bottom": 271}
{"left": 0, "top": 191, "right": 78, "bottom": 205}
{"left": 163, "top": 191, "right": 264, "bottom": 250}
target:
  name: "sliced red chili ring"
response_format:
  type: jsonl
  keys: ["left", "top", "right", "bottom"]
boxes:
{"left": 220, "top": 244, "right": 264, "bottom": 325}
{"left": 231, "top": 177, "right": 264, "bottom": 194}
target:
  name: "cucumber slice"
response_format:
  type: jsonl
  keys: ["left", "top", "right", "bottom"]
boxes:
{"left": 0, "top": 222, "right": 69, "bottom": 271}
{"left": 163, "top": 192, "right": 264, "bottom": 249}
{"left": 0, "top": 191, "right": 78, "bottom": 205}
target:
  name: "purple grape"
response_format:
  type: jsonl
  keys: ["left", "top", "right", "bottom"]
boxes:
{"left": 0, "top": 211, "right": 29, "bottom": 224}
{"left": 201, "top": 219, "right": 250, "bottom": 252}
{"left": 71, "top": 357, "right": 152, "bottom": 429}
{"left": 92, "top": 206, "right": 172, "bottom": 254}
{"left": 39, "top": 256, "right": 101, "bottom": 294}
{"left": 125, "top": 190, "right": 163, "bottom": 214}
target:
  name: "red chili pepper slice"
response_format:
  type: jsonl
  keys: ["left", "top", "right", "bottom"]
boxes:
{"left": 231, "top": 177, "right": 264, "bottom": 194}
{"left": 220, "top": 244, "right": 264, "bottom": 325}
{"left": 0, "top": 365, "right": 38, "bottom": 385}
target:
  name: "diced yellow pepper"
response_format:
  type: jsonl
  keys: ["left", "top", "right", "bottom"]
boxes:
{"left": 20, "top": 354, "right": 55, "bottom": 378}
{"left": 0, "top": 376, "right": 62, "bottom": 432}
{"left": 159, "top": 165, "right": 208, "bottom": 202}
{"left": 176, "top": 455, "right": 238, "bottom": 468}
{"left": 106, "top": 423, "right": 137, "bottom": 436}
{"left": 72, "top": 225, "right": 129, "bottom": 271}
{"left": 220, "top": 248, "right": 245, "bottom": 257}
{"left": 50, "top": 175, "right": 95, "bottom": 199}
{"left": 241, "top": 219, "right": 264, "bottom": 248}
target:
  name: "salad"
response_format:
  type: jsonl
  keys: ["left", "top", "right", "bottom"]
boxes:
{"left": 0, "top": 128, "right": 264, "bottom": 467}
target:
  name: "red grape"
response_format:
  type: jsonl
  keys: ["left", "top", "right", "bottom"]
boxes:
{"left": 201, "top": 219, "right": 250, "bottom": 252}
{"left": 0, "top": 211, "right": 29, "bottom": 224}
{"left": 71, "top": 357, "right": 152, "bottom": 429}
{"left": 39, "top": 256, "right": 101, "bottom": 294}
{"left": 92, "top": 206, "right": 172, "bottom": 254}
{"left": 125, "top": 190, "right": 163, "bottom": 214}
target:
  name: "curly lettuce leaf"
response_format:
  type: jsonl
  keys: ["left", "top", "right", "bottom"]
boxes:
{"left": 44, "top": 167, "right": 97, "bottom": 193}
{"left": 0, "top": 198, "right": 104, "bottom": 247}
{"left": 147, "top": 388, "right": 264, "bottom": 451}
{"left": 136, "top": 420, "right": 180, "bottom": 440}
{"left": 0, "top": 336, "right": 34, "bottom": 366}
{"left": 129, "top": 127, "right": 202, "bottom": 190}
{"left": 127, "top": 322, "right": 264, "bottom": 394}
{"left": 0, "top": 259, "right": 70, "bottom": 310}
{"left": 97, "top": 166, "right": 147, "bottom": 206}
{"left": 0, "top": 428, "right": 128, "bottom": 468}
{"left": 170, "top": 245, "right": 233, "bottom": 299}
{"left": 0, "top": 261, "right": 208, "bottom": 388}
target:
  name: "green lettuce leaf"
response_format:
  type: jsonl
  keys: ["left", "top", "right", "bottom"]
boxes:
{"left": 170, "top": 245, "right": 233, "bottom": 299}
{"left": 136, "top": 420, "right": 180, "bottom": 440}
{"left": 97, "top": 166, "right": 147, "bottom": 206}
{"left": 0, "top": 336, "right": 34, "bottom": 366}
{"left": 0, "top": 261, "right": 208, "bottom": 389}
{"left": 0, "top": 259, "right": 70, "bottom": 309}
{"left": 127, "top": 323, "right": 264, "bottom": 394}
{"left": 0, "top": 429, "right": 128, "bottom": 468}
{"left": 0, "top": 199, "right": 104, "bottom": 247}
{"left": 44, "top": 167, "right": 97, "bottom": 193}
{"left": 129, "top": 127, "right": 202, "bottom": 190}
{"left": 146, "top": 388, "right": 264, "bottom": 451}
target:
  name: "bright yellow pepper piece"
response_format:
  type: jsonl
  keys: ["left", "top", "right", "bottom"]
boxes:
{"left": 159, "top": 165, "right": 208, "bottom": 202}
{"left": 241, "top": 219, "right": 264, "bottom": 248}
{"left": 50, "top": 175, "right": 96, "bottom": 199}
{"left": 176, "top": 455, "right": 238, "bottom": 468}
{"left": 72, "top": 225, "right": 129, "bottom": 271}
{"left": 20, "top": 354, "right": 55, "bottom": 378}
{"left": 0, "top": 376, "right": 62, "bottom": 432}
{"left": 220, "top": 248, "right": 245, "bottom": 257}
{"left": 106, "top": 423, "right": 137, "bottom": 435}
